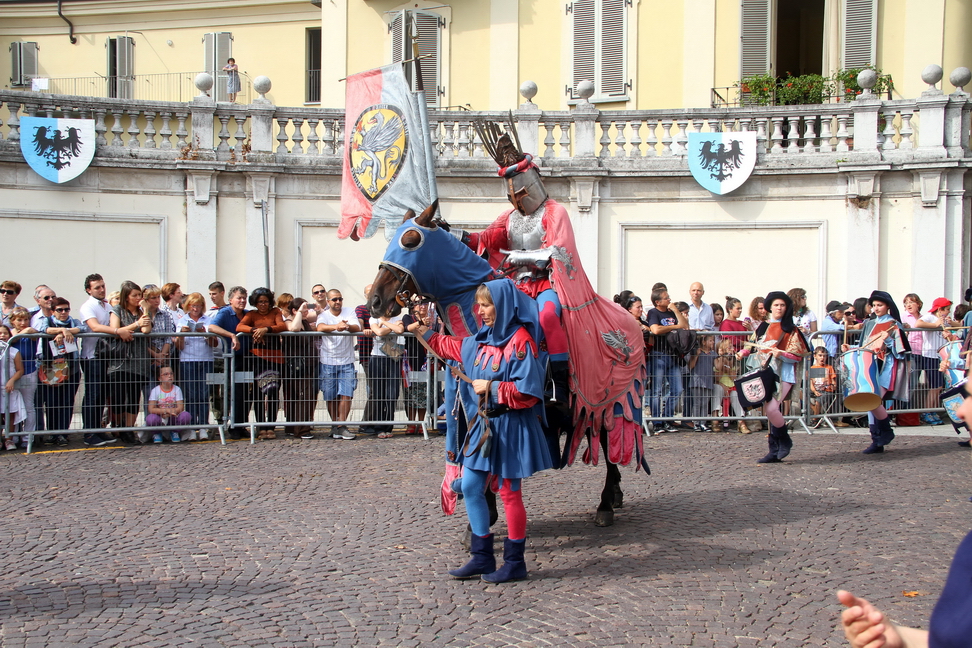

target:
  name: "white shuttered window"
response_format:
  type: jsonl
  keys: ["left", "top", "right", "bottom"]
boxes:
{"left": 106, "top": 36, "right": 134, "bottom": 99}
{"left": 10, "top": 41, "right": 38, "bottom": 86}
{"left": 569, "top": 0, "right": 630, "bottom": 103}
{"left": 204, "top": 32, "right": 234, "bottom": 102}
{"left": 390, "top": 10, "right": 443, "bottom": 107}
{"left": 842, "top": 0, "right": 876, "bottom": 68}
{"left": 740, "top": 0, "right": 772, "bottom": 77}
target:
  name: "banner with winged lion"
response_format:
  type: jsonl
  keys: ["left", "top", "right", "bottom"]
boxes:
{"left": 20, "top": 117, "right": 96, "bottom": 184}
{"left": 687, "top": 131, "right": 757, "bottom": 195}
{"left": 339, "top": 64, "right": 437, "bottom": 241}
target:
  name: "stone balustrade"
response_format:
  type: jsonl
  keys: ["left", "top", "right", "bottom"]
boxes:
{"left": 1, "top": 69, "right": 969, "bottom": 169}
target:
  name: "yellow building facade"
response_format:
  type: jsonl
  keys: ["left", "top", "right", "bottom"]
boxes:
{"left": 3, "top": 1, "right": 969, "bottom": 111}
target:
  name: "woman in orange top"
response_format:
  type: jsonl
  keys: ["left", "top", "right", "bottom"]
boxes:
{"left": 236, "top": 287, "right": 288, "bottom": 439}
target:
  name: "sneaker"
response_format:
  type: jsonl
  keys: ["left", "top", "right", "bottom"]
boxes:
{"left": 662, "top": 423, "right": 678, "bottom": 433}
{"left": 930, "top": 414, "right": 945, "bottom": 426}
{"left": 170, "top": 432, "right": 181, "bottom": 443}
{"left": 55, "top": 435, "right": 69, "bottom": 446}
{"left": 5, "top": 439, "right": 16, "bottom": 451}
{"left": 153, "top": 434, "right": 164, "bottom": 444}
{"left": 198, "top": 430, "right": 209, "bottom": 441}
{"left": 83, "top": 434, "right": 99, "bottom": 446}
{"left": 692, "top": 422, "right": 703, "bottom": 432}
{"left": 300, "top": 431, "right": 315, "bottom": 440}
{"left": 338, "top": 426, "right": 356, "bottom": 440}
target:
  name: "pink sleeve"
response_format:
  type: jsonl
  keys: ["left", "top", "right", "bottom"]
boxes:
{"left": 496, "top": 383, "right": 540, "bottom": 409}
{"left": 425, "top": 332, "right": 464, "bottom": 363}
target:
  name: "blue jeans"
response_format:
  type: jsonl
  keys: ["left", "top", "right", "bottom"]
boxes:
{"left": 181, "top": 361, "right": 214, "bottom": 426}
{"left": 649, "top": 353, "right": 682, "bottom": 423}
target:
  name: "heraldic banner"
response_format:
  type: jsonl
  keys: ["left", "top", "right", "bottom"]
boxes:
{"left": 339, "top": 64, "right": 438, "bottom": 241}
{"left": 20, "top": 117, "right": 96, "bottom": 184}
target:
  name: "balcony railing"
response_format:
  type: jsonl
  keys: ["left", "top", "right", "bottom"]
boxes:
{"left": 25, "top": 71, "right": 251, "bottom": 104}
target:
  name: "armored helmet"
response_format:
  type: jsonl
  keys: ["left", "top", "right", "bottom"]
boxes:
{"left": 474, "top": 115, "right": 548, "bottom": 215}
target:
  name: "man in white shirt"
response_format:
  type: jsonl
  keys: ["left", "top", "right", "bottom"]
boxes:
{"left": 316, "top": 289, "right": 361, "bottom": 439}
{"left": 78, "top": 273, "right": 119, "bottom": 446}
{"left": 687, "top": 282, "right": 715, "bottom": 331}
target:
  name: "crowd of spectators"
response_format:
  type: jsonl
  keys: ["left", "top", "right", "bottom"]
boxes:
{"left": 0, "top": 274, "right": 436, "bottom": 450}
{"left": 614, "top": 282, "right": 968, "bottom": 433}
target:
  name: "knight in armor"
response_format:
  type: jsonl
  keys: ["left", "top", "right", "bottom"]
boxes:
{"left": 459, "top": 121, "right": 571, "bottom": 404}
{"left": 739, "top": 292, "right": 811, "bottom": 463}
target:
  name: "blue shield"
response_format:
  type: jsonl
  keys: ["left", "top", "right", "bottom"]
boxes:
{"left": 687, "top": 132, "right": 757, "bottom": 195}
{"left": 20, "top": 117, "right": 96, "bottom": 184}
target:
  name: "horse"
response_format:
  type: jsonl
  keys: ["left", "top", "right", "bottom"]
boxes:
{"left": 369, "top": 201, "right": 647, "bottom": 527}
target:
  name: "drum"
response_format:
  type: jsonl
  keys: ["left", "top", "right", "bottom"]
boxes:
{"left": 840, "top": 347, "right": 881, "bottom": 412}
{"left": 938, "top": 341, "right": 966, "bottom": 389}
{"left": 734, "top": 365, "right": 778, "bottom": 409}
{"left": 940, "top": 379, "right": 969, "bottom": 434}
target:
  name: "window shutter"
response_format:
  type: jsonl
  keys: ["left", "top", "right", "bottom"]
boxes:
{"left": 390, "top": 11, "right": 405, "bottom": 67}
{"left": 204, "top": 32, "right": 233, "bottom": 101}
{"left": 599, "top": 0, "right": 626, "bottom": 97}
{"left": 571, "top": 0, "right": 596, "bottom": 97}
{"left": 10, "top": 42, "right": 38, "bottom": 86}
{"left": 740, "top": 0, "right": 771, "bottom": 77}
{"left": 413, "top": 10, "right": 441, "bottom": 106}
{"left": 843, "top": 0, "right": 876, "bottom": 69}
{"left": 116, "top": 36, "right": 134, "bottom": 99}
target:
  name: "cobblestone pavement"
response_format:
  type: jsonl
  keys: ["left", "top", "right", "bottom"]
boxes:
{"left": 0, "top": 429, "right": 969, "bottom": 647}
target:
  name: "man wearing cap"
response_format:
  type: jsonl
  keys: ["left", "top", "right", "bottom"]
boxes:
{"left": 820, "top": 300, "right": 859, "bottom": 358}
{"left": 916, "top": 297, "right": 957, "bottom": 425}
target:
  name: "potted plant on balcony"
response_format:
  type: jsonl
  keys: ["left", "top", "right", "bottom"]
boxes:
{"left": 832, "top": 66, "right": 894, "bottom": 101}
{"left": 776, "top": 73, "right": 832, "bottom": 105}
{"left": 735, "top": 73, "right": 776, "bottom": 106}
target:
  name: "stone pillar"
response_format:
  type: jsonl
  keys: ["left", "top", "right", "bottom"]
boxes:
{"left": 944, "top": 67, "right": 971, "bottom": 157}
{"left": 514, "top": 84, "right": 541, "bottom": 158}
{"left": 571, "top": 81, "right": 598, "bottom": 158}
{"left": 244, "top": 172, "right": 276, "bottom": 289}
{"left": 190, "top": 74, "right": 216, "bottom": 156}
{"left": 249, "top": 78, "right": 276, "bottom": 156}
{"left": 844, "top": 172, "right": 882, "bottom": 297}
{"left": 569, "top": 177, "right": 600, "bottom": 289}
{"left": 943, "top": 169, "right": 969, "bottom": 298}
{"left": 182, "top": 167, "right": 219, "bottom": 292}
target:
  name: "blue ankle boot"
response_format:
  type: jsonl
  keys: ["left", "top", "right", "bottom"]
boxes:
{"left": 449, "top": 533, "right": 495, "bottom": 579}
{"left": 774, "top": 425, "right": 793, "bottom": 460}
{"left": 481, "top": 538, "right": 527, "bottom": 583}
{"left": 758, "top": 434, "right": 781, "bottom": 463}
{"left": 876, "top": 416, "right": 895, "bottom": 446}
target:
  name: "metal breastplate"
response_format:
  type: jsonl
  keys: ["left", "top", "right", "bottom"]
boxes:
{"left": 507, "top": 205, "right": 545, "bottom": 251}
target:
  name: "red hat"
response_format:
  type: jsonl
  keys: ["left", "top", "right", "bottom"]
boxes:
{"left": 929, "top": 297, "right": 953, "bottom": 313}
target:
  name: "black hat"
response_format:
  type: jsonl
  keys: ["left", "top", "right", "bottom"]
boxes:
{"left": 763, "top": 291, "right": 795, "bottom": 332}
{"left": 867, "top": 290, "right": 902, "bottom": 323}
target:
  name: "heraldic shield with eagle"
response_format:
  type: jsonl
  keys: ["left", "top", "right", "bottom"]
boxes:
{"left": 20, "top": 116, "right": 96, "bottom": 184}
{"left": 687, "top": 131, "right": 757, "bottom": 195}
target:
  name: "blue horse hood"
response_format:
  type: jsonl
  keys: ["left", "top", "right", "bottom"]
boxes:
{"left": 382, "top": 218, "right": 494, "bottom": 304}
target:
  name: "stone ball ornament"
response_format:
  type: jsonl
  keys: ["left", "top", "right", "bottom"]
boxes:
{"left": 254, "top": 76, "right": 272, "bottom": 101}
{"left": 949, "top": 67, "right": 971, "bottom": 91}
{"left": 576, "top": 79, "right": 595, "bottom": 101}
{"left": 519, "top": 80, "right": 538, "bottom": 102}
{"left": 921, "top": 64, "right": 944, "bottom": 87}
{"left": 194, "top": 72, "right": 214, "bottom": 94}
{"left": 856, "top": 69, "right": 877, "bottom": 90}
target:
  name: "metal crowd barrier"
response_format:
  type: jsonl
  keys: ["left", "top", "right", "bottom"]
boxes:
{"left": 0, "top": 330, "right": 438, "bottom": 453}
{"left": 639, "top": 328, "right": 952, "bottom": 436}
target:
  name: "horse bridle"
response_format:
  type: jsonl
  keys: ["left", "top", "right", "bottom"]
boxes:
{"left": 379, "top": 262, "right": 432, "bottom": 308}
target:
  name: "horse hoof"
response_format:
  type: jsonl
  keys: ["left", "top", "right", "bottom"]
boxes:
{"left": 594, "top": 509, "right": 615, "bottom": 527}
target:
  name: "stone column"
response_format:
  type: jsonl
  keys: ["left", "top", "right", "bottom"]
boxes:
{"left": 244, "top": 172, "right": 276, "bottom": 289}
{"left": 915, "top": 68, "right": 949, "bottom": 161}
{"left": 189, "top": 74, "right": 217, "bottom": 156}
{"left": 943, "top": 169, "right": 969, "bottom": 298}
{"left": 844, "top": 172, "right": 882, "bottom": 297}
{"left": 248, "top": 77, "right": 276, "bottom": 158}
{"left": 182, "top": 166, "right": 219, "bottom": 291}
{"left": 569, "top": 177, "right": 600, "bottom": 290}
{"left": 571, "top": 81, "right": 598, "bottom": 159}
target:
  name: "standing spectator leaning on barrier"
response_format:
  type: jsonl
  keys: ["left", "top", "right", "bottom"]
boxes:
{"left": 720, "top": 297, "right": 748, "bottom": 349}
{"left": 305, "top": 284, "right": 328, "bottom": 327}
{"left": 36, "top": 297, "right": 87, "bottom": 442}
{"left": 739, "top": 292, "right": 811, "bottom": 464}
{"left": 30, "top": 285, "right": 56, "bottom": 436}
{"left": 902, "top": 294, "right": 926, "bottom": 416}
{"left": 915, "top": 297, "right": 957, "bottom": 426}
{"left": 820, "top": 300, "right": 853, "bottom": 358}
{"left": 838, "top": 377, "right": 972, "bottom": 647}
{"left": 1, "top": 280, "right": 22, "bottom": 326}
{"left": 402, "top": 299, "right": 433, "bottom": 434}
{"left": 174, "top": 293, "right": 215, "bottom": 441}
{"left": 853, "top": 297, "right": 872, "bottom": 324}
{"left": 647, "top": 288, "right": 688, "bottom": 433}
{"left": 842, "top": 291, "right": 911, "bottom": 454}
{"left": 370, "top": 312, "right": 405, "bottom": 439}
{"left": 108, "top": 281, "right": 153, "bottom": 441}
{"left": 236, "top": 288, "right": 287, "bottom": 440}
{"left": 280, "top": 296, "right": 317, "bottom": 439}
{"left": 788, "top": 288, "right": 817, "bottom": 335}
{"left": 207, "top": 282, "right": 227, "bottom": 422}
{"left": 208, "top": 282, "right": 226, "bottom": 311}
{"left": 0, "top": 324, "right": 26, "bottom": 450}
{"left": 142, "top": 286, "right": 174, "bottom": 378}
{"left": 315, "top": 289, "right": 361, "bottom": 440}
{"left": 746, "top": 296, "right": 767, "bottom": 330}
{"left": 7, "top": 308, "right": 37, "bottom": 446}
{"left": 355, "top": 284, "right": 377, "bottom": 428}
{"left": 208, "top": 286, "right": 249, "bottom": 439}
{"left": 614, "top": 289, "right": 651, "bottom": 361}
{"left": 78, "top": 273, "right": 117, "bottom": 446}
{"left": 688, "top": 282, "right": 715, "bottom": 331}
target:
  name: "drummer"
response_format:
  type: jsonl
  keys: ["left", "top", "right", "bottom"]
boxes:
{"left": 738, "top": 291, "right": 811, "bottom": 464}
{"left": 841, "top": 290, "right": 911, "bottom": 454}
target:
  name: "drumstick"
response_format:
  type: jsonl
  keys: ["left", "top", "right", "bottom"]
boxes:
{"left": 743, "top": 341, "right": 777, "bottom": 352}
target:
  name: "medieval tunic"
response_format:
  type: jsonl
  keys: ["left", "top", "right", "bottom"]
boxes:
{"left": 857, "top": 314, "right": 908, "bottom": 390}
{"left": 424, "top": 281, "right": 553, "bottom": 480}
{"left": 743, "top": 320, "right": 810, "bottom": 398}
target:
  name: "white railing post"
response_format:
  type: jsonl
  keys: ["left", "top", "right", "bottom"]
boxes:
{"left": 915, "top": 65, "right": 948, "bottom": 160}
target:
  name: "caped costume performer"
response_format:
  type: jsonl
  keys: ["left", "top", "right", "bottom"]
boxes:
{"left": 422, "top": 279, "right": 554, "bottom": 582}
{"left": 848, "top": 290, "right": 911, "bottom": 453}
{"left": 740, "top": 291, "right": 811, "bottom": 463}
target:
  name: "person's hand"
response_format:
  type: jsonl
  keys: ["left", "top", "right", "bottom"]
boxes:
{"left": 62, "top": 329, "right": 75, "bottom": 344}
{"left": 299, "top": 303, "right": 309, "bottom": 317}
{"left": 181, "top": 326, "right": 191, "bottom": 333}
{"left": 230, "top": 336, "right": 240, "bottom": 351}
{"left": 252, "top": 327, "right": 266, "bottom": 343}
{"left": 472, "top": 379, "right": 490, "bottom": 395}
{"left": 837, "top": 590, "right": 905, "bottom": 648}
{"left": 117, "top": 328, "right": 134, "bottom": 342}
{"left": 415, "top": 324, "right": 430, "bottom": 337}
{"left": 335, "top": 320, "right": 350, "bottom": 332}
{"left": 5, "top": 378, "right": 14, "bottom": 393}
{"left": 137, "top": 314, "right": 152, "bottom": 328}
{"left": 841, "top": 343, "right": 850, "bottom": 353}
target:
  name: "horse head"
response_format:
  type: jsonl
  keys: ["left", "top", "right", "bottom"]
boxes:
{"left": 369, "top": 201, "right": 493, "bottom": 324}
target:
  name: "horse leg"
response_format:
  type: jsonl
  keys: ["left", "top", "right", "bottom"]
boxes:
{"left": 594, "top": 432, "right": 621, "bottom": 527}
